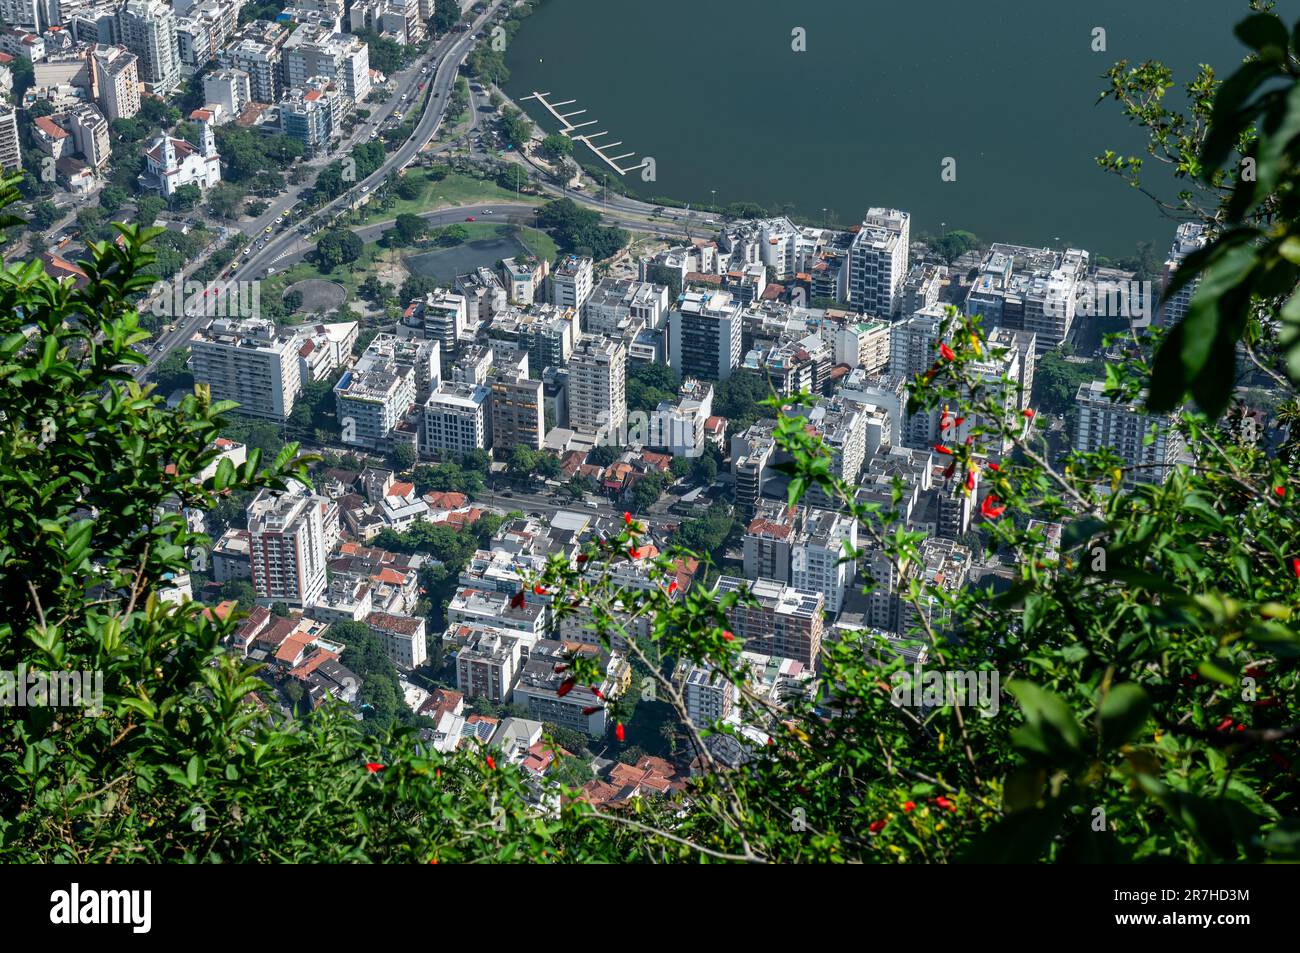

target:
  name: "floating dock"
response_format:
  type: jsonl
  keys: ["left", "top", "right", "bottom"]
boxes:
{"left": 521, "top": 91, "right": 649, "bottom": 176}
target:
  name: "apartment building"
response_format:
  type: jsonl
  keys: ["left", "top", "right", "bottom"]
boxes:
{"left": 366, "top": 610, "right": 427, "bottom": 670}
{"left": 489, "top": 355, "right": 545, "bottom": 453}
{"left": 550, "top": 254, "right": 594, "bottom": 313}
{"left": 501, "top": 255, "right": 548, "bottom": 306}
{"left": 847, "top": 207, "right": 910, "bottom": 316}
{"left": 91, "top": 44, "right": 141, "bottom": 120}
{"left": 403, "top": 288, "right": 467, "bottom": 352}
{"left": 742, "top": 500, "right": 799, "bottom": 584}
{"left": 283, "top": 24, "right": 370, "bottom": 104}
{"left": 1074, "top": 380, "right": 1184, "bottom": 485}
{"left": 202, "top": 68, "right": 249, "bottom": 124}
{"left": 568, "top": 336, "right": 626, "bottom": 439}
{"left": 190, "top": 318, "right": 301, "bottom": 420}
{"left": 511, "top": 640, "right": 628, "bottom": 736}
{"left": 218, "top": 20, "right": 290, "bottom": 105}
{"left": 648, "top": 377, "right": 712, "bottom": 457}
{"left": 965, "top": 243, "right": 1089, "bottom": 353}
{"left": 117, "top": 0, "right": 180, "bottom": 95}
{"left": 797, "top": 396, "right": 866, "bottom": 509}
{"left": 792, "top": 508, "right": 858, "bottom": 615}
{"left": 422, "top": 383, "right": 490, "bottom": 456}
{"left": 714, "top": 576, "right": 825, "bottom": 669}
{"left": 334, "top": 354, "right": 416, "bottom": 451}
{"left": 897, "top": 538, "right": 971, "bottom": 637}
{"left": 1159, "top": 222, "right": 1208, "bottom": 327}
{"left": 669, "top": 289, "right": 744, "bottom": 381}
{"left": 584, "top": 278, "right": 670, "bottom": 335}
{"left": 454, "top": 626, "right": 521, "bottom": 703}
{"left": 835, "top": 319, "right": 891, "bottom": 373}
{"left": 64, "top": 102, "right": 110, "bottom": 170}
{"left": 0, "top": 108, "right": 18, "bottom": 172}
{"left": 247, "top": 482, "right": 331, "bottom": 609}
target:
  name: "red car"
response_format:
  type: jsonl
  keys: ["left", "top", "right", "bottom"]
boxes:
{"left": 465, "top": 215, "right": 475, "bottom": 221}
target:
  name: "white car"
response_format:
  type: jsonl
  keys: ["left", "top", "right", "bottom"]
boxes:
{"left": 361, "top": 184, "right": 370, "bottom": 193}
{"left": 421, "top": 66, "right": 429, "bottom": 74}
{"left": 482, "top": 209, "right": 493, "bottom": 215}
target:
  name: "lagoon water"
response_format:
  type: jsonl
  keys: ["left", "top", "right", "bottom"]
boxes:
{"left": 505, "top": 0, "right": 1270, "bottom": 256}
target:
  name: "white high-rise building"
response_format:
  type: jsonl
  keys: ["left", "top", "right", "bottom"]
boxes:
{"left": 203, "top": 68, "right": 250, "bottom": 123}
{"left": 334, "top": 352, "right": 417, "bottom": 450}
{"left": 117, "top": 0, "right": 181, "bottom": 95}
{"left": 423, "top": 383, "right": 490, "bottom": 456}
{"left": 92, "top": 45, "right": 142, "bottom": 121}
{"left": 568, "top": 337, "right": 626, "bottom": 439}
{"left": 190, "top": 318, "right": 302, "bottom": 420}
{"left": 848, "top": 208, "right": 910, "bottom": 316}
{"left": 1159, "top": 222, "right": 1209, "bottom": 327}
{"left": 551, "top": 254, "right": 594, "bottom": 313}
{"left": 248, "top": 481, "right": 330, "bottom": 609}
{"left": 792, "top": 509, "right": 858, "bottom": 615}
{"left": 283, "top": 24, "right": 370, "bottom": 104}
{"left": 1074, "top": 380, "right": 1184, "bottom": 486}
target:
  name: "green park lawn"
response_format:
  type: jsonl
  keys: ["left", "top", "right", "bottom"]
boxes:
{"left": 355, "top": 167, "right": 542, "bottom": 226}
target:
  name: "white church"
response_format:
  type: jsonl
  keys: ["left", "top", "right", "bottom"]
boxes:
{"left": 140, "top": 119, "right": 222, "bottom": 198}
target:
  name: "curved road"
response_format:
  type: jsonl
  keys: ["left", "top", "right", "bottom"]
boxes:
{"left": 138, "top": 2, "right": 508, "bottom": 379}
{"left": 140, "top": 0, "right": 704, "bottom": 380}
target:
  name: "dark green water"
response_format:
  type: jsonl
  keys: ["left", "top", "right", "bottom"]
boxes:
{"left": 406, "top": 236, "right": 529, "bottom": 281}
{"left": 504, "top": 0, "right": 1277, "bottom": 257}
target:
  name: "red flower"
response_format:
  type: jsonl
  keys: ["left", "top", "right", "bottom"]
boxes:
{"left": 582, "top": 706, "right": 602, "bottom": 715}
{"left": 510, "top": 590, "right": 526, "bottom": 609}
{"left": 722, "top": 630, "right": 735, "bottom": 642}
{"left": 486, "top": 756, "right": 496, "bottom": 770}
{"left": 629, "top": 547, "right": 640, "bottom": 559}
{"left": 576, "top": 553, "right": 589, "bottom": 564}
{"left": 1216, "top": 718, "right": 1233, "bottom": 732}
{"left": 1275, "top": 486, "right": 1286, "bottom": 498}
{"left": 1237, "top": 724, "right": 1246, "bottom": 732}
{"left": 624, "top": 511, "right": 632, "bottom": 525}
{"left": 988, "top": 462, "right": 1001, "bottom": 472}
{"left": 668, "top": 580, "right": 678, "bottom": 593}
{"left": 943, "top": 463, "right": 956, "bottom": 480}
{"left": 939, "top": 342, "right": 956, "bottom": 362}
{"left": 869, "top": 819, "right": 886, "bottom": 833}
{"left": 934, "top": 444, "right": 953, "bottom": 456}
{"left": 591, "top": 686, "right": 605, "bottom": 700}
{"left": 980, "top": 495, "right": 1006, "bottom": 519}
{"left": 954, "top": 417, "right": 966, "bottom": 427}
{"left": 429, "top": 858, "right": 438, "bottom": 864}
{"left": 554, "top": 663, "right": 568, "bottom": 673}
{"left": 557, "top": 677, "right": 576, "bottom": 697}
{"left": 935, "top": 796, "right": 956, "bottom": 812}
{"left": 965, "top": 469, "right": 976, "bottom": 492}
{"left": 366, "top": 762, "right": 385, "bottom": 773}
{"left": 533, "top": 584, "right": 547, "bottom": 595}
{"left": 1292, "top": 557, "right": 1300, "bottom": 580}
{"left": 615, "top": 722, "right": 625, "bottom": 742}
{"left": 1023, "top": 408, "right": 1035, "bottom": 419}
{"left": 902, "top": 801, "right": 916, "bottom": 813}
